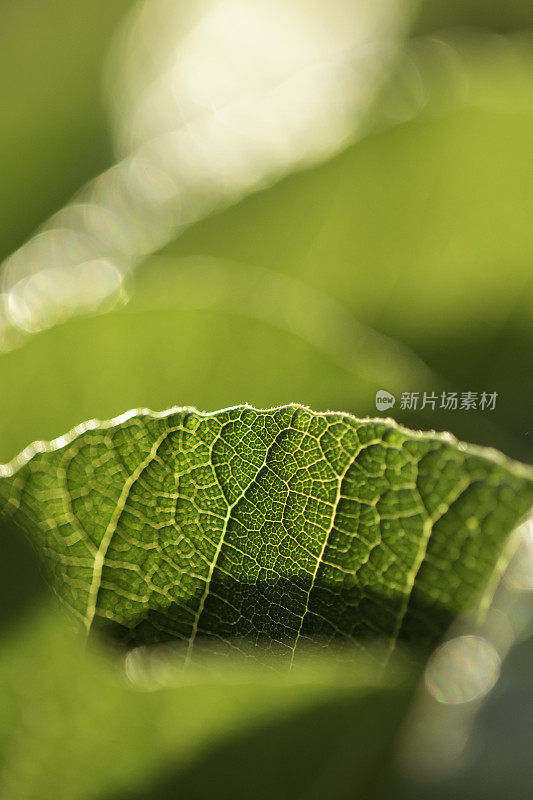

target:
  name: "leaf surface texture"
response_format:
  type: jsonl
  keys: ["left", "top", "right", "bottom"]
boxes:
{"left": 1, "top": 405, "right": 532, "bottom": 655}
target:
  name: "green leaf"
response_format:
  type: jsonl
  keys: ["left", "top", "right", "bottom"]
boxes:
{"left": 1, "top": 406, "right": 532, "bottom": 656}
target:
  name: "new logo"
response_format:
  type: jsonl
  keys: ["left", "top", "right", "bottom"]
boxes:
{"left": 375, "top": 390, "right": 395, "bottom": 412}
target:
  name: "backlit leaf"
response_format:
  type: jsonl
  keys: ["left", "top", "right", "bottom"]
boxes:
{"left": 1, "top": 405, "right": 532, "bottom": 657}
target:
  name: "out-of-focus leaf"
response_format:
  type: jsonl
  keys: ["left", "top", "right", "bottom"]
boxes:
{"left": 1, "top": 406, "right": 532, "bottom": 654}
{"left": 415, "top": 0, "right": 533, "bottom": 34}
{"left": 110, "top": 668, "right": 408, "bottom": 800}
{"left": 0, "top": 0, "right": 413, "bottom": 353}
{"left": 159, "top": 33, "right": 533, "bottom": 458}
{"left": 0, "top": 0, "right": 135, "bottom": 260}
{"left": 1, "top": 36, "right": 533, "bottom": 463}
{"left": 0, "top": 513, "right": 49, "bottom": 637}
{"left": 166, "top": 35, "right": 533, "bottom": 341}
{"left": 0, "top": 605, "right": 412, "bottom": 800}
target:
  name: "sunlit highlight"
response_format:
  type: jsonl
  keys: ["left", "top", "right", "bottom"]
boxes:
{"left": 425, "top": 634, "right": 501, "bottom": 706}
{"left": 504, "top": 516, "right": 533, "bottom": 592}
{"left": 0, "top": 0, "right": 407, "bottom": 349}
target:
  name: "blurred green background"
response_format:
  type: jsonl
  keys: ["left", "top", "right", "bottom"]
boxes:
{"left": 1, "top": 0, "right": 533, "bottom": 798}
{"left": 1, "top": 0, "right": 533, "bottom": 468}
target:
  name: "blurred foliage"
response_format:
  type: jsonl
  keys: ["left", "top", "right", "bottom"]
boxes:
{"left": 1, "top": 31, "right": 533, "bottom": 462}
{"left": 415, "top": 0, "right": 533, "bottom": 34}
{"left": 1, "top": 0, "right": 533, "bottom": 798}
{"left": 0, "top": 513, "right": 49, "bottom": 637}
{"left": 0, "top": 0, "right": 135, "bottom": 260}
{"left": 0, "top": 604, "right": 413, "bottom": 800}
